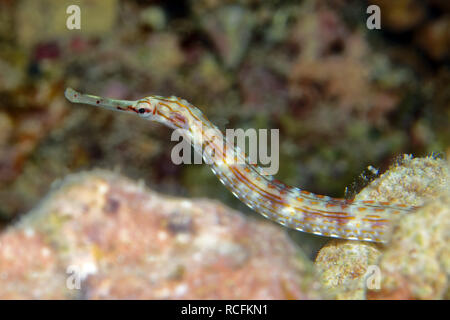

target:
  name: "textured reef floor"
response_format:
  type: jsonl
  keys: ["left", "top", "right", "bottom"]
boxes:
{"left": 0, "top": 169, "right": 323, "bottom": 299}
{"left": 315, "top": 155, "right": 449, "bottom": 299}
{"left": 0, "top": 155, "right": 448, "bottom": 299}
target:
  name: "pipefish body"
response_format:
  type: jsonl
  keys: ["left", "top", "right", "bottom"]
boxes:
{"left": 64, "top": 87, "right": 416, "bottom": 243}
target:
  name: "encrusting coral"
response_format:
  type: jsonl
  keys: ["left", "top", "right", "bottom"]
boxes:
{"left": 367, "top": 192, "right": 449, "bottom": 299}
{"left": 315, "top": 155, "right": 449, "bottom": 299}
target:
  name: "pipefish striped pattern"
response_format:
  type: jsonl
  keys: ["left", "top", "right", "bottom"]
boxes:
{"left": 65, "top": 88, "right": 415, "bottom": 243}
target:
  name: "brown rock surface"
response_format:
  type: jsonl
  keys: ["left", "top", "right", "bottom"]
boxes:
{"left": 0, "top": 170, "right": 323, "bottom": 299}
{"left": 367, "top": 192, "right": 450, "bottom": 299}
{"left": 315, "top": 155, "right": 449, "bottom": 299}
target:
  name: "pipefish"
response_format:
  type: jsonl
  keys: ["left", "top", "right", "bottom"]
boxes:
{"left": 65, "top": 88, "right": 416, "bottom": 243}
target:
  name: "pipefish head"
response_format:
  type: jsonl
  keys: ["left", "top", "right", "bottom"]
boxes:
{"left": 64, "top": 88, "right": 189, "bottom": 130}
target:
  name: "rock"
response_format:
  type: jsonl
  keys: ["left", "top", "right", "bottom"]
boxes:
{"left": 0, "top": 229, "right": 69, "bottom": 299}
{"left": 355, "top": 155, "right": 449, "bottom": 207}
{"left": 0, "top": 170, "right": 324, "bottom": 299}
{"left": 315, "top": 240, "right": 382, "bottom": 300}
{"left": 367, "top": 193, "right": 450, "bottom": 299}
{"left": 315, "top": 155, "right": 449, "bottom": 299}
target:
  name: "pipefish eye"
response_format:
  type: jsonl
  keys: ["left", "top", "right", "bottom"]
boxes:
{"left": 136, "top": 101, "right": 151, "bottom": 115}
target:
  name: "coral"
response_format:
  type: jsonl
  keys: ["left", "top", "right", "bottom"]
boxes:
{"left": 289, "top": 23, "right": 399, "bottom": 119}
{"left": 0, "top": 170, "right": 324, "bottom": 299}
{"left": 355, "top": 155, "right": 449, "bottom": 207}
{"left": 315, "top": 155, "right": 449, "bottom": 299}
{"left": 315, "top": 240, "right": 381, "bottom": 300}
{"left": 367, "top": 192, "right": 450, "bottom": 299}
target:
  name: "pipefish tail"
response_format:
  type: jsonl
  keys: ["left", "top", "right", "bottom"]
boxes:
{"left": 65, "top": 87, "right": 416, "bottom": 243}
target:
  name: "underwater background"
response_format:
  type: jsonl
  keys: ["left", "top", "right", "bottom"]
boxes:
{"left": 0, "top": 0, "right": 448, "bottom": 299}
